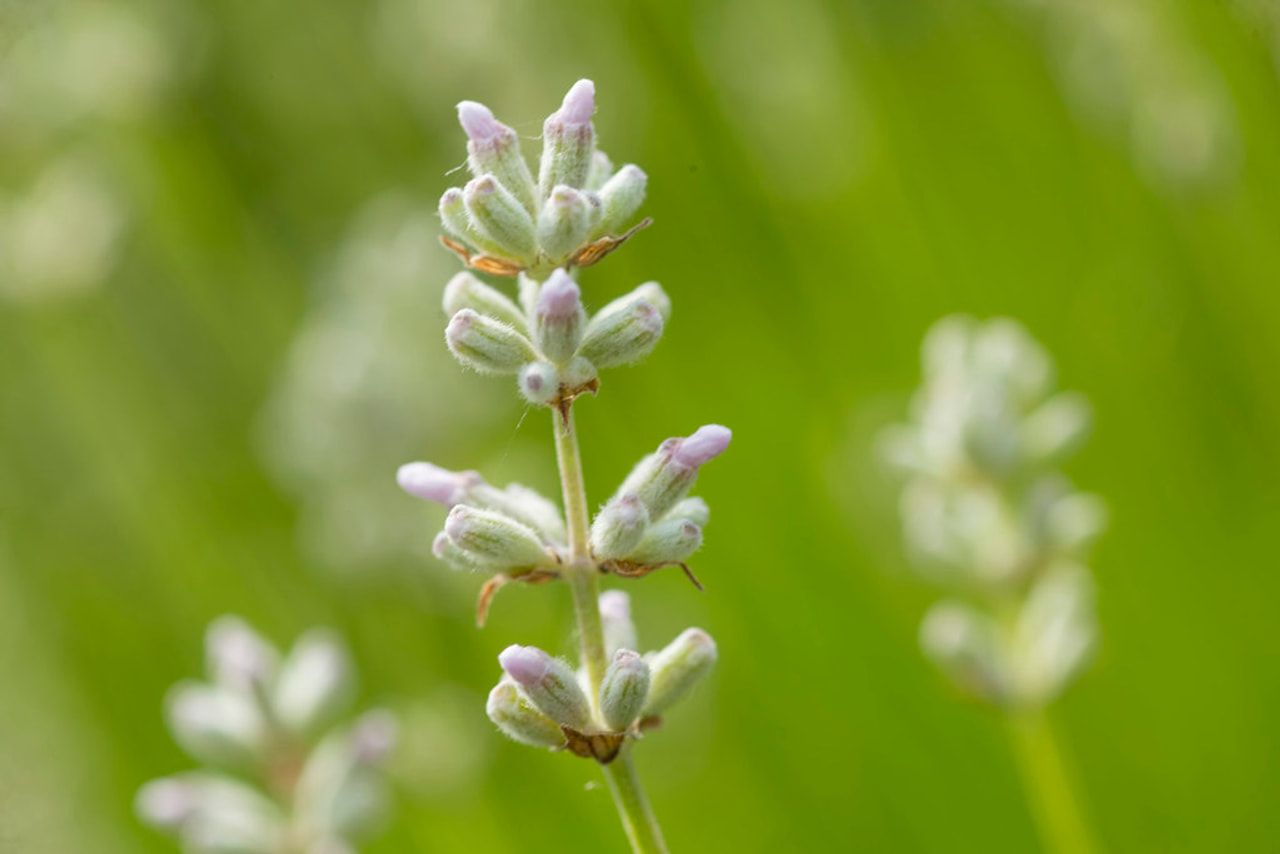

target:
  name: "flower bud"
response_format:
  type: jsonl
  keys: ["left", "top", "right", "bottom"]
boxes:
{"left": 457, "top": 100, "right": 537, "bottom": 214}
{"left": 536, "top": 185, "right": 591, "bottom": 264}
{"left": 486, "top": 680, "right": 565, "bottom": 748}
{"left": 533, "top": 269, "right": 585, "bottom": 362}
{"left": 599, "top": 590, "right": 638, "bottom": 656}
{"left": 665, "top": 496, "right": 710, "bottom": 527}
{"left": 587, "top": 150, "right": 614, "bottom": 191}
{"left": 273, "top": 629, "right": 355, "bottom": 739}
{"left": 498, "top": 645, "right": 592, "bottom": 729}
{"left": 538, "top": 79, "right": 596, "bottom": 198}
{"left": 439, "top": 188, "right": 504, "bottom": 259}
{"left": 445, "top": 308, "right": 537, "bottom": 374}
{"left": 1021, "top": 391, "right": 1092, "bottom": 467}
{"left": 596, "top": 164, "right": 647, "bottom": 237}
{"left": 463, "top": 175, "right": 537, "bottom": 263}
{"left": 487, "top": 482, "right": 567, "bottom": 544}
{"left": 165, "top": 682, "right": 266, "bottom": 769}
{"left": 432, "top": 530, "right": 490, "bottom": 572}
{"left": 616, "top": 425, "right": 732, "bottom": 520}
{"left": 561, "top": 354, "right": 598, "bottom": 389}
{"left": 444, "top": 505, "right": 550, "bottom": 568}
{"left": 1044, "top": 492, "right": 1109, "bottom": 555}
{"left": 518, "top": 361, "right": 560, "bottom": 406}
{"left": 577, "top": 297, "right": 664, "bottom": 369}
{"left": 396, "top": 461, "right": 476, "bottom": 506}
{"left": 919, "top": 601, "right": 1008, "bottom": 703}
{"left": 643, "top": 628, "right": 717, "bottom": 716}
{"left": 624, "top": 518, "right": 702, "bottom": 565}
{"left": 591, "top": 493, "right": 650, "bottom": 560}
{"left": 599, "top": 649, "right": 651, "bottom": 731}
{"left": 442, "top": 271, "right": 528, "bottom": 333}
{"left": 206, "top": 616, "right": 278, "bottom": 693}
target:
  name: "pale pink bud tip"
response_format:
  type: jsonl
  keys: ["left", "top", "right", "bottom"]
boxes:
{"left": 446, "top": 309, "right": 476, "bottom": 337}
{"left": 457, "top": 101, "right": 506, "bottom": 141}
{"left": 499, "top": 644, "right": 551, "bottom": 685}
{"left": 537, "top": 270, "right": 581, "bottom": 317}
{"left": 674, "top": 425, "right": 732, "bottom": 467}
{"left": 398, "top": 462, "right": 463, "bottom": 505}
{"left": 443, "top": 505, "right": 471, "bottom": 540}
{"left": 558, "top": 79, "right": 595, "bottom": 124}
{"left": 549, "top": 185, "right": 581, "bottom": 206}
{"left": 466, "top": 175, "right": 498, "bottom": 195}
{"left": 599, "top": 590, "right": 631, "bottom": 621}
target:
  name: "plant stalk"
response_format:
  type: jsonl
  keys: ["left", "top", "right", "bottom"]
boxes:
{"left": 553, "top": 407, "right": 670, "bottom": 854}
{"left": 1006, "top": 707, "right": 1100, "bottom": 854}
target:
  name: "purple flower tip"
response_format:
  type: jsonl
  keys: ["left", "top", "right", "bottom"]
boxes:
{"left": 599, "top": 589, "right": 631, "bottom": 621}
{"left": 398, "top": 462, "right": 463, "bottom": 505}
{"left": 499, "top": 644, "right": 551, "bottom": 685}
{"left": 673, "top": 425, "right": 732, "bottom": 468}
{"left": 557, "top": 79, "right": 595, "bottom": 124}
{"left": 446, "top": 309, "right": 476, "bottom": 340}
{"left": 457, "top": 101, "right": 506, "bottom": 142}
{"left": 443, "top": 505, "right": 471, "bottom": 540}
{"left": 537, "top": 270, "right": 581, "bottom": 318}
{"left": 678, "top": 521, "right": 702, "bottom": 540}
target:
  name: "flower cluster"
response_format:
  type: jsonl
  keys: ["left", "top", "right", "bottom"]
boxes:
{"left": 398, "top": 422, "right": 729, "bottom": 624}
{"left": 486, "top": 591, "right": 717, "bottom": 763}
{"left": 882, "top": 316, "right": 1107, "bottom": 708}
{"left": 136, "top": 617, "right": 396, "bottom": 854}
{"left": 438, "top": 79, "right": 650, "bottom": 277}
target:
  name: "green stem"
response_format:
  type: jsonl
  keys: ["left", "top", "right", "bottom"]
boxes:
{"left": 1006, "top": 707, "right": 1100, "bottom": 854}
{"left": 552, "top": 408, "right": 669, "bottom": 854}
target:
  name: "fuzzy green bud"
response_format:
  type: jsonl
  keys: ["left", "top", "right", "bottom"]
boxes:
{"left": 643, "top": 628, "right": 717, "bottom": 717}
{"left": 616, "top": 425, "right": 732, "bottom": 521}
{"left": 518, "top": 361, "right": 560, "bottom": 406}
{"left": 538, "top": 79, "right": 596, "bottom": 199}
{"left": 440, "top": 187, "right": 504, "bottom": 258}
{"left": 486, "top": 680, "right": 565, "bottom": 749}
{"left": 432, "top": 531, "right": 495, "bottom": 572}
{"left": 536, "top": 185, "right": 592, "bottom": 264}
{"left": 625, "top": 518, "right": 702, "bottom": 565}
{"left": 577, "top": 297, "right": 664, "bottom": 369}
{"left": 446, "top": 309, "right": 537, "bottom": 374}
{"left": 442, "top": 271, "right": 528, "bottom": 333}
{"left": 498, "top": 645, "right": 592, "bottom": 730}
{"left": 599, "top": 590, "right": 638, "bottom": 657}
{"left": 561, "top": 355, "right": 598, "bottom": 390}
{"left": 594, "top": 281, "right": 671, "bottom": 325}
{"left": 458, "top": 101, "right": 537, "bottom": 214}
{"left": 596, "top": 164, "right": 647, "bottom": 237}
{"left": 591, "top": 493, "right": 650, "bottom": 560}
{"left": 533, "top": 270, "right": 585, "bottom": 363}
{"left": 463, "top": 175, "right": 537, "bottom": 263}
{"left": 599, "top": 649, "right": 651, "bottom": 731}
{"left": 665, "top": 496, "right": 710, "bottom": 527}
{"left": 444, "top": 505, "right": 549, "bottom": 568}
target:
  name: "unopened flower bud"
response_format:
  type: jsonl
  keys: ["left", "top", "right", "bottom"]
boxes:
{"left": 625, "top": 518, "right": 702, "bottom": 565}
{"left": 536, "top": 186, "right": 592, "bottom": 264}
{"left": 616, "top": 425, "right": 732, "bottom": 520}
{"left": 446, "top": 309, "right": 537, "bottom": 374}
{"left": 561, "top": 355, "right": 597, "bottom": 389}
{"left": 596, "top": 164, "right": 647, "bottom": 236}
{"left": 577, "top": 297, "right": 664, "bottom": 369}
{"left": 440, "top": 188, "right": 505, "bottom": 259}
{"left": 1022, "top": 391, "right": 1092, "bottom": 466}
{"left": 165, "top": 682, "right": 266, "bottom": 768}
{"left": 498, "top": 645, "right": 592, "bottom": 729}
{"left": 518, "top": 361, "right": 560, "bottom": 406}
{"left": 665, "top": 496, "right": 710, "bottom": 527}
{"left": 587, "top": 150, "right": 614, "bottom": 191}
{"left": 643, "top": 628, "right": 717, "bottom": 716}
{"left": 538, "top": 79, "right": 596, "bottom": 198}
{"left": 442, "top": 271, "right": 528, "bottom": 333}
{"left": 919, "top": 601, "right": 1008, "bottom": 703}
{"left": 432, "top": 530, "right": 489, "bottom": 572}
{"left": 273, "top": 629, "right": 354, "bottom": 739}
{"left": 397, "top": 461, "right": 476, "bottom": 506}
{"left": 444, "top": 505, "right": 550, "bottom": 568}
{"left": 599, "top": 649, "right": 651, "bottom": 731}
{"left": 206, "top": 616, "right": 277, "bottom": 693}
{"left": 457, "top": 100, "right": 537, "bottom": 214}
{"left": 486, "top": 680, "right": 566, "bottom": 749}
{"left": 599, "top": 590, "right": 638, "bottom": 656}
{"left": 463, "top": 175, "right": 537, "bottom": 262}
{"left": 591, "top": 493, "right": 650, "bottom": 560}
{"left": 533, "top": 269, "right": 585, "bottom": 362}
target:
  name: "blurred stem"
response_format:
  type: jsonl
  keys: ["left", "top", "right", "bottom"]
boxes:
{"left": 553, "top": 407, "right": 670, "bottom": 854}
{"left": 1006, "top": 707, "right": 1100, "bottom": 854}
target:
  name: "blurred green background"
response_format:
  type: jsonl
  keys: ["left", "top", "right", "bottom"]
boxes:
{"left": 3, "top": 0, "right": 1279, "bottom": 851}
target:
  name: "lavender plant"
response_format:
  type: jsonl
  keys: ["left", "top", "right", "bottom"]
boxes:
{"left": 882, "top": 316, "right": 1106, "bottom": 853}
{"left": 397, "top": 80, "right": 728, "bottom": 853}
{"left": 135, "top": 617, "right": 396, "bottom": 854}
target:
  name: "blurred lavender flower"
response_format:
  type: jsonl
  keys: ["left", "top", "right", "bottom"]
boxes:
{"left": 136, "top": 617, "right": 395, "bottom": 854}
